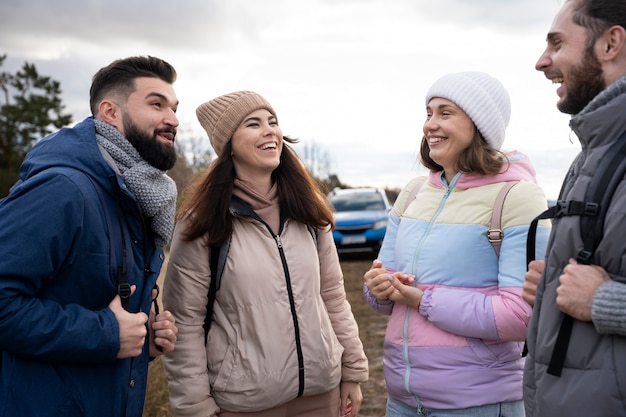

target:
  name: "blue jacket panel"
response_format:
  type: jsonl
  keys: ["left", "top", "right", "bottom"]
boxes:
{"left": 0, "top": 118, "right": 164, "bottom": 417}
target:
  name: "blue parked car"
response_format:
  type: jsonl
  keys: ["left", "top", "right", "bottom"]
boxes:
{"left": 328, "top": 187, "right": 391, "bottom": 253}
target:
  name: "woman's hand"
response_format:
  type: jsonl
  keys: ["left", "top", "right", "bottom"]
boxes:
{"left": 387, "top": 275, "right": 423, "bottom": 310}
{"left": 363, "top": 259, "right": 394, "bottom": 300}
{"left": 340, "top": 381, "right": 362, "bottom": 417}
{"left": 364, "top": 259, "right": 416, "bottom": 302}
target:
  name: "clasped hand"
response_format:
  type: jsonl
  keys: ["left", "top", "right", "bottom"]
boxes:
{"left": 556, "top": 258, "right": 609, "bottom": 321}
{"left": 108, "top": 285, "right": 178, "bottom": 358}
{"left": 363, "top": 259, "right": 423, "bottom": 309}
{"left": 523, "top": 258, "right": 609, "bottom": 321}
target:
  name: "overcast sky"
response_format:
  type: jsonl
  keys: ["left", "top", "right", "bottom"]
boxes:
{"left": 1, "top": 0, "right": 575, "bottom": 198}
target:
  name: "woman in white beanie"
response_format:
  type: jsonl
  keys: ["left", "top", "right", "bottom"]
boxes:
{"left": 363, "top": 72, "right": 551, "bottom": 417}
{"left": 162, "top": 91, "right": 368, "bottom": 417}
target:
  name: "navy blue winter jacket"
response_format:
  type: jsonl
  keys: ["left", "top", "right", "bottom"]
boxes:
{"left": 0, "top": 117, "right": 165, "bottom": 417}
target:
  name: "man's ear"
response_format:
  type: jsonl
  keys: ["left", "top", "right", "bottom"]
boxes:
{"left": 98, "top": 100, "right": 122, "bottom": 129}
{"left": 599, "top": 25, "right": 626, "bottom": 61}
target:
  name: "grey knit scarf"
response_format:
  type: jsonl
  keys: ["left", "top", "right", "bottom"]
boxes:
{"left": 94, "top": 119, "right": 176, "bottom": 247}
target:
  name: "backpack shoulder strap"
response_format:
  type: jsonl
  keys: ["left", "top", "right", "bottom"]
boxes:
{"left": 548, "top": 131, "right": 626, "bottom": 377}
{"left": 487, "top": 181, "right": 519, "bottom": 257}
{"left": 577, "top": 135, "right": 626, "bottom": 264}
{"left": 204, "top": 238, "right": 231, "bottom": 344}
{"left": 402, "top": 177, "right": 516, "bottom": 257}
{"left": 87, "top": 174, "right": 132, "bottom": 311}
{"left": 307, "top": 225, "right": 318, "bottom": 246}
{"left": 402, "top": 176, "right": 427, "bottom": 214}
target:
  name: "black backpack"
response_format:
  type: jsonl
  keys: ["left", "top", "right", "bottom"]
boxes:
{"left": 525, "top": 130, "right": 626, "bottom": 376}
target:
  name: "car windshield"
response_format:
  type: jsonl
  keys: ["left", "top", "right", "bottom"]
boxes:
{"left": 330, "top": 192, "right": 386, "bottom": 212}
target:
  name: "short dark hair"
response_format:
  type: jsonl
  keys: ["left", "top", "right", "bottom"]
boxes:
{"left": 570, "top": 0, "right": 626, "bottom": 48}
{"left": 419, "top": 127, "right": 508, "bottom": 176}
{"left": 89, "top": 56, "right": 177, "bottom": 116}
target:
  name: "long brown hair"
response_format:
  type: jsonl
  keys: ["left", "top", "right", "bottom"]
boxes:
{"left": 177, "top": 136, "right": 334, "bottom": 246}
{"left": 419, "top": 127, "right": 509, "bottom": 176}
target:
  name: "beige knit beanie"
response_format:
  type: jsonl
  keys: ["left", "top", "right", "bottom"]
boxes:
{"left": 196, "top": 91, "right": 276, "bottom": 157}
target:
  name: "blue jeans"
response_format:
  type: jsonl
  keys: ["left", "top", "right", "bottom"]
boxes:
{"left": 386, "top": 397, "right": 524, "bottom": 417}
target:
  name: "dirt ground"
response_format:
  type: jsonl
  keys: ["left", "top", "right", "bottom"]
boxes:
{"left": 340, "top": 253, "right": 389, "bottom": 417}
{"left": 144, "top": 253, "right": 389, "bottom": 417}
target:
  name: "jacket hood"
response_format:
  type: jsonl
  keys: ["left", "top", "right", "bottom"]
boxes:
{"left": 429, "top": 150, "right": 539, "bottom": 190}
{"left": 18, "top": 117, "right": 116, "bottom": 191}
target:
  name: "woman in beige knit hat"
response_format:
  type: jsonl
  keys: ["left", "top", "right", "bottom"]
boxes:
{"left": 162, "top": 91, "right": 369, "bottom": 417}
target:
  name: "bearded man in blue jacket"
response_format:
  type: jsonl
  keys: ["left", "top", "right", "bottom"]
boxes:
{"left": 0, "top": 56, "right": 179, "bottom": 417}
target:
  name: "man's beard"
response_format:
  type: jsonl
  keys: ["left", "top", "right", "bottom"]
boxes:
{"left": 559, "top": 45, "right": 605, "bottom": 115}
{"left": 124, "top": 119, "right": 177, "bottom": 171}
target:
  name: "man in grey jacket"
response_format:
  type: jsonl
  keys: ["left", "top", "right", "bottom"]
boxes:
{"left": 523, "top": 0, "right": 626, "bottom": 416}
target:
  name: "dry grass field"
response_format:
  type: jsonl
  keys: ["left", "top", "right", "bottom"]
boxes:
{"left": 143, "top": 253, "right": 389, "bottom": 417}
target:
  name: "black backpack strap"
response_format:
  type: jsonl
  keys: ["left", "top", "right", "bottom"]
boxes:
{"left": 546, "top": 133, "right": 626, "bottom": 376}
{"left": 577, "top": 138, "right": 626, "bottom": 265}
{"left": 88, "top": 175, "right": 132, "bottom": 311}
{"left": 203, "top": 246, "right": 220, "bottom": 344}
{"left": 523, "top": 200, "right": 599, "bottom": 360}
{"left": 307, "top": 225, "right": 318, "bottom": 246}
{"left": 526, "top": 201, "right": 598, "bottom": 265}
{"left": 204, "top": 238, "right": 231, "bottom": 344}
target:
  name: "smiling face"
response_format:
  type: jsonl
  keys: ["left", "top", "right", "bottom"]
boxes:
{"left": 535, "top": 1, "right": 606, "bottom": 115}
{"left": 117, "top": 77, "right": 179, "bottom": 170}
{"left": 423, "top": 97, "right": 475, "bottom": 180}
{"left": 231, "top": 108, "right": 283, "bottom": 180}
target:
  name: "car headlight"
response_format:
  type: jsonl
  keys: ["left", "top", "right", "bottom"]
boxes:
{"left": 372, "top": 220, "right": 388, "bottom": 230}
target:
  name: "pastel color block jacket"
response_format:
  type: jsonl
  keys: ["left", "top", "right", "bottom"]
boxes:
{"left": 364, "top": 151, "right": 550, "bottom": 410}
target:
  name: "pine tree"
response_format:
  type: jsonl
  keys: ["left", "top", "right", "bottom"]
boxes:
{"left": 0, "top": 54, "right": 72, "bottom": 197}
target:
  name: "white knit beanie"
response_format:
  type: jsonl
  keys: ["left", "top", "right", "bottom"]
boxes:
{"left": 425, "top": 71, "right": 511, "bottom": 149}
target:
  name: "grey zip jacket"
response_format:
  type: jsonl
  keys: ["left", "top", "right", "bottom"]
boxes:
{"left": 524, "top": 75, "right": 626, "bottom": 416}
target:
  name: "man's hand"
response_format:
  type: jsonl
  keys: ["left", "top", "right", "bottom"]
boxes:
{"left": 109, "top": 285, "right": 148, "bottom": 359}
{"left": 149, "top": 289, "right": 178, "bottom": 356}
{"left": 523, "top": 260, "right": 545, "bottom": 307}
{"left": 557, "top": 258, "right": 610, "bottom": 321}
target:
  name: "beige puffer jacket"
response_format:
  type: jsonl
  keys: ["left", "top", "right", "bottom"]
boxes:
{"left": 163, "top": 196, "right": 368, "bottom": 416}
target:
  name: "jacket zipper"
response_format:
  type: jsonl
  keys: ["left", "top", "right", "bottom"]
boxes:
{"left": 402, "top": 171, "right": 461, "bottom": 396}
{"left": 274, "top": 234, "right": 306, "bottom": 397}
{"left": 231, "top": 197, "right": 307, "bottom": 397}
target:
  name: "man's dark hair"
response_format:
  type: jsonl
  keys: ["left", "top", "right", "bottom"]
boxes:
{"left": 89, "top": 56, "right": 177, "bottom": 116}
{"left": 571, "top": 0, "right": 626, "bottom": 48}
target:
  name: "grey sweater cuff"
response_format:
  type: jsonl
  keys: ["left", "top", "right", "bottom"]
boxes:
{"left": 593, "top": 279, "right": 626, "bottom": 336}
